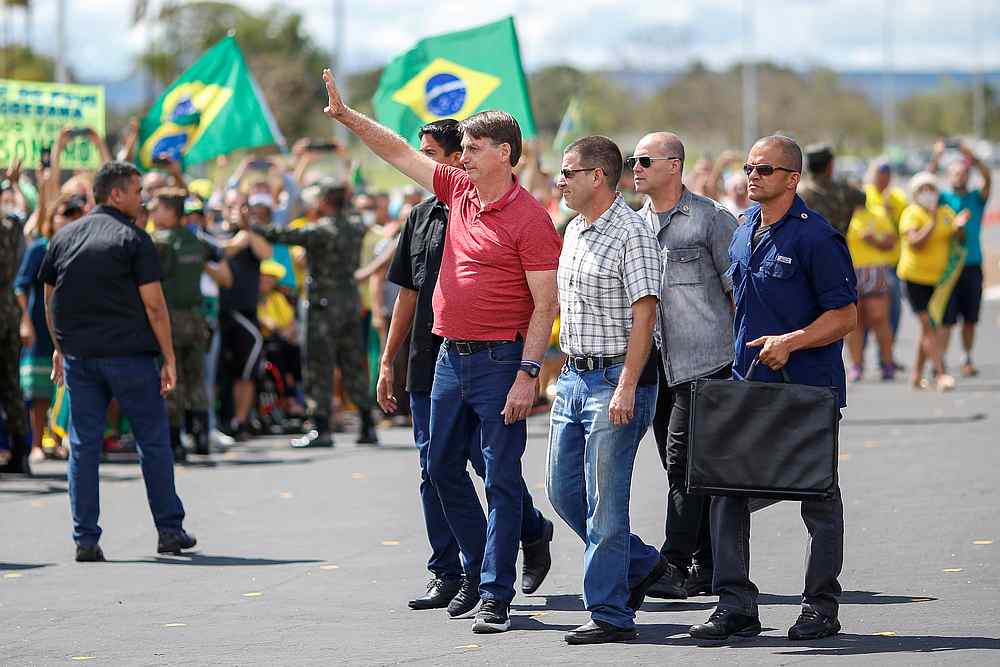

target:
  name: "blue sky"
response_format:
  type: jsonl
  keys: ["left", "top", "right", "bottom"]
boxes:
{"left": 11, "top": 0, "right": 999, "bottom": 82}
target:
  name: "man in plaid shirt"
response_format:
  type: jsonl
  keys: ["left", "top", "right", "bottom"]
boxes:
{"left": 546, "top": 136, "right": 669, "bottom": 645}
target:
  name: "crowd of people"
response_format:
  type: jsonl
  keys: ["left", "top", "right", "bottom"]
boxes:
{"left": 0, "top": 66, "right": 992, "bottom": 646}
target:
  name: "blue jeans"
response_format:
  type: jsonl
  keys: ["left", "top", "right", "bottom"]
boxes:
{"left": 426, "top": 341, "right": 544, "bottom": 603}
{"left": 545, "top": 364, "right": 661, "bottom": 629}
{"left": 64, "top": 354, "right": 186, "bottom": 547}
{"left": 412, "top": 391, "right": 545, "bottom": 580}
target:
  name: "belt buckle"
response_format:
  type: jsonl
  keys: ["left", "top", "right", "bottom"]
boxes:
{"left": 455, "top": 341, "right": 473, "bottom": 355}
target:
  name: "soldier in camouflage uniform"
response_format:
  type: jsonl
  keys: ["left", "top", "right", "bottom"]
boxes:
{"left": 798, "top": 143, "right": 866, "bottom": 237}
{"left": 150, "top": 189, "right": 232, "bottom": 459}
{"left": 253, "top": 183, "right": 378, "bottom": 447}
{"left": 0, "top": 205, "right": 31, "bottom": 474}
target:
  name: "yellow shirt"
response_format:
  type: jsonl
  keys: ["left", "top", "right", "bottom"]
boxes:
{"left": 896, "top": 204, "right": 955, "bottom": 286}
{"left": 258, "top": 291, "right": 295, "bottom": 337}
{"left": 848, "top": 206, "right": 899, "bottom": 268}
{"left": 865, "top": 184, "right": 908, "bottom": 229}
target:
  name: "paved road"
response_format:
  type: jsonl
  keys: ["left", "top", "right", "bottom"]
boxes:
{"left": 2, "top": 299, "right": 999, "bottom": 666}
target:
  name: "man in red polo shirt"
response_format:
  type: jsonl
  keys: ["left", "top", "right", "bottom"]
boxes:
{"left": 321, "top": 71, "right": 561, "bottom": 634}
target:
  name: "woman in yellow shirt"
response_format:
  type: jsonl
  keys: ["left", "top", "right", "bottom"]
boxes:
{"left": 896, "top": 173, "right": 966, "bottom": 391}
{"left": 845, "top": 199, "right": 899, "bottom": 382}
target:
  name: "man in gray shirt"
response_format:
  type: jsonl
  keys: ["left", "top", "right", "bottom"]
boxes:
{"left": 628, "top": 132, "right": 737, "bottom": 599}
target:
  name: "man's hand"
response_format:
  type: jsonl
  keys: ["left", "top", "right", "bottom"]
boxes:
{"left": 19, "top": 318, "right": 35, "bottom": 348}
{"left": 160, "top": 359, "right": 177, "bottom": 397}
{"left": 501, "top": 373, "right": 538, "bottom": 425}
{"left": 51, "top": 350, "right": 64, "bottom": 386}
{"left": 932, "top": 140, "right": 946, "bottom": 161}
{"left": 322, "top": 69, "right": 348, "bottom": 119}
{"left": 608, "top": 382, "right": 637, "bottom": 426}
{"left": 954, "top": 210, "right": 971, "bottom": 229}
{"left": 747, "top": 334, "right": 794, "bottom": 370}
{"left": 376, "top": 362, "right": 397, "bottom": 414}
{"left": 5, "top": 157, "right": 22, "bottom": 183}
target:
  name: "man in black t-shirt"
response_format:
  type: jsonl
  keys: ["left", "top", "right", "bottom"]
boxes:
{"left": 39, "top": 161, "right": 196, "bottom": 562}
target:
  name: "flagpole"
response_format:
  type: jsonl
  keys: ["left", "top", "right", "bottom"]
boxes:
{"left": 741, "top": 0, "right": 757, "bottom": 151}
{"left": 56, "top": 0, "right": 68, "bottom": 83}
{"left": 332, "top": 0, "right": 348, "bottom": 143}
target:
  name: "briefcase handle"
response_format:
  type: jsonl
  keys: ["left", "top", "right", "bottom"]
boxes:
{"left": 746, "top": 355, "right": 793, "bottom": 383}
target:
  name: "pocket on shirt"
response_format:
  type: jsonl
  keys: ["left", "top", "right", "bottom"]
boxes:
{"left": 761, "top": 259, "right": 797, "bottom": 280}
{"left": 665, "top": 247, "right": 704, "bottom": 286}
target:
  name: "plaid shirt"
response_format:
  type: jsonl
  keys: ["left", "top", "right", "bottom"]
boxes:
{"left": 558, "top": 194, "right": 661, "bottom": 356}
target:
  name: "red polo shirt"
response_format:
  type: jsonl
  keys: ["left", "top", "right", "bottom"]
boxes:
{"left": 432, "top": 164, "right": 561, "bottom": 341}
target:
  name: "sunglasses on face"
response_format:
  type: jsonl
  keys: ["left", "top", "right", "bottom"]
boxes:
{"left": 743, "top": 163, "right": 799, "bottom": 177}
{"left": 624, "top": 155, "right": 681, "bottom": 170}
{"left": 559, "top": 167, "right": 603, "bottom": 180}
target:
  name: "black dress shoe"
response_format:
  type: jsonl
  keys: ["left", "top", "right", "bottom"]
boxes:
{"left": 521, "top": 518, "right": 553, "bottom": 594}
{"left": 356, "top": 424, "right": 379, "bottom": 445}
{"left": 565, "top": 619, "right": 638, "bottom": 645}
{"left": 627, "top": 555, "right": 670, "bottom": 610}
{"left": 157, "top": 529, "right": 197, "bottom": 555}
{"left": 75, "top": 544, "right": 106, "bottom": 562}
{"left": 689, "top": 607, "right": 761, "bottom": 640}
{"left": 1, "top": 454, "right": 32, "bottom": 476}
{"left": 788, "top": 609, "right": 840, "bottom": 640}
{"left": 446, "top": 577, "right": 480, "bottom": 618}
{"left": 685, "top": 563, "right": 714, "bottom": 596}
{"left": 646, "top": 561, "right": 688, "bottom": 600}
{"left": 290, "top": 430, "right": 334, "bottom": 448}
{"left": 408, "top": 577, "right": 462, "bottom": 610}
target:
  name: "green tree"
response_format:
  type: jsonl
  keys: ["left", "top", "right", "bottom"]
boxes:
{"left": 0, "top": 45, "right": 57, "bottom": 81}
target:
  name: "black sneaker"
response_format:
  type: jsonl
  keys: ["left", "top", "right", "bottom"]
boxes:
{"left": 689, "top": 607, "right": 761, "bottom": 640}
{"left": 472, "top": 599, "right": 510, "bottom": 634}
{"left": 409, "top": 577, "right": 462, "bottom": 610}
{"left": 646, "top": 561, "right": 688, "bottom": 599}
{"left": 521, "top": 518, "right": 553, "bottom": 594}
{"left": 75, "top": 544, "right": 106, "bottom": 562}
{"left": 685, "top": 563, "right": 714, "bottom": 596}
{"left": 447, "top": 577, "right": 481, "bottom": 619}
{"left": 788, "top": 608, "right": 841, "bottom": 640}
{"left": 627, "top": 555, "right": 670, "bottom": 610}
{"left": 157, "top": 529, "right": 197, "bottom": 555}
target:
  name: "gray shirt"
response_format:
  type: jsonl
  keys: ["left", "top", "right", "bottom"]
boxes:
{"left": 642, "top": 188, "right": 738, "bottom": 386}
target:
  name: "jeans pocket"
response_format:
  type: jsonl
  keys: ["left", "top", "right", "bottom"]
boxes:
{"left": 601, "top": 363, "right": 624, "bottom": 388}
{"left": 488, "top": 342, "right": 522, "bottom": 365}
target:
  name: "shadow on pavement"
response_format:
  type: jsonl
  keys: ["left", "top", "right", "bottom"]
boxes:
{"left": 511, "top": 594, "right": 584, "bottom": 612}
{"left": 108, "top": 553, "right": 324, "bottom": 567}
{"left": 952, "top": 383, "right": 1000, "bottom": 393}
{"left": 0, "top": 562, "right": 54, "bottom": 571}
{"left": 759, "top": 590, "right": 938, "bottom": 606}
{"left": 603, "top": 630, "right": 1000, "bottom": 653}
{"left": 844, "top": 414, "right": 987, "bottom": 427}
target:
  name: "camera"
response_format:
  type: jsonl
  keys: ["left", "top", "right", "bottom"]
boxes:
{"left": 67, "top": 127, "right": 91, "bottom": 140}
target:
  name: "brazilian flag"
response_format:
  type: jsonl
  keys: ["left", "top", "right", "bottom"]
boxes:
{"left": 138, "top": 36, "right": 285, "bottom": 171}
{"left": 372, "top": 17, "right": 536, "bottom": 146}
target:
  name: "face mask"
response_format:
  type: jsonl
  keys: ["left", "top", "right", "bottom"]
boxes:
{"left": 916, "top": 191, "right": 937, "bottom": 210}
{"left": 1, "top": 202, "right": 23, "bottom": 220}
{"left": 361, "top": 210, "right": 376, "bottom": 227}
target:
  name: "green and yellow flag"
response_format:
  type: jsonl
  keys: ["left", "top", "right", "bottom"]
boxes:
{"left": 138, "top": 36, "right": 284, "bottom": 171}
{"left": 372, "top": 17, "right": 536, "bottom": 146}
{"left": 552, "top": 96, "right": 584, "bottom": 154}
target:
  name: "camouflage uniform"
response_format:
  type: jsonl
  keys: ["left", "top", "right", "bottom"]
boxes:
{"left": 0, "top": 214, "right": 29, "bottom": 462}
{"left": 153, "top": 227, "right": 213, "bottom": 428}
{"left": 254, "top": 213, "right": 373, "bottom": 421}
{"left": 798, "top": 146, "right": 866, "bottom": 237}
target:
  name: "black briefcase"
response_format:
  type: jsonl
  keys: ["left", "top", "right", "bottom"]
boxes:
{"left": 686, "top": 358, "right": 840, "bottom": 501}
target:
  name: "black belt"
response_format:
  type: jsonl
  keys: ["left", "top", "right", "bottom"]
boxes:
{"left": 444, "top": 338, "right": 518, "bottom": 355}
{"left": 568, "top": 354, "right": 627, "bottom": 372}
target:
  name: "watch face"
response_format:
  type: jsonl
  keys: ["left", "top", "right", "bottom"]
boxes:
{"left": 520, "top": 363, "right": 540, "bottom": 378}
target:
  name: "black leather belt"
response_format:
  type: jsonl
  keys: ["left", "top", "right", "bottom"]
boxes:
{"left": 568, "top": 354, "right": 627, "bottom": 372}
{"left": 444, "top": 339, "right": 518, "bottom": 355}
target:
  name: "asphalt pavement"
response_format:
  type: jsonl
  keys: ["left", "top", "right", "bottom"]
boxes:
{"left": 2, "top": 296, "right": 999, "bottom": 666}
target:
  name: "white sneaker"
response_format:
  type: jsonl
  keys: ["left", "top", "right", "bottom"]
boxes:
{"left": 211, "top": 429, "right": 236, "bottom": 448}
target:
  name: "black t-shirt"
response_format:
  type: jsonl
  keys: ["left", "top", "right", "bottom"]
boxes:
{"left": 387, "top": 196, "right": 448, "bottom": 393}
{"left": 217, "top": 232, "right": 261, "bottom": 315}
{"left": 38, "top": 205, "right": 162, "bottom": 359}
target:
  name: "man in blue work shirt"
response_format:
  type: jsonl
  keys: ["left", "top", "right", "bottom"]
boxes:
{"left": 927, "top": 141, "right": 992, "bottom": 377}
{"left": 689, "top": 136, "right": 857, "bottom": 643}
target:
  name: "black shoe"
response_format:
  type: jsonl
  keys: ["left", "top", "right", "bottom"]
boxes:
{"left": 446, "top": 577, "right": 481, "bottom": 618}
{"left": 188, "top": 411, "right": 210, "bottom": 455}
{"left": 157, "top": 529, "right": 197, "bottom": 555}
{"left": 473, "top": 599, "right": 510, "bottom": 633}
{"left": 75, "top": 544, "right": 106, "bottom": 562}
{"left": 290, "top": 430, "right": 334, "bottom": 448}
{"left": 788, "top": 609, "right": 841, "bottom": 640}
{"left": 232, "top": 422, "right": 251, "bottom": 443}
{"left": 689, "top": 607, "right": 762, "bottom": 640}
{"left": 356, "top": 411, "right": 379, "bottom": 445}
{"left": 408, "top": 577, "right": 462, "bottom": 610}
{"left": 0, "top": 454, "right": 32, "bottom": 475}
{"left": 521, "top": 518, "right": 553, "bottom": 594}
{"left": 685, "top": 563, "right": 714, "bottom": 597}
{"left": 627, "top": 555, "right": 670, "bottom": 610}
{"left": 565, "top": 619, "right": 638, "bottom": 645}
{"left": 646, "top": 561, "right": 688, "bottom": 600}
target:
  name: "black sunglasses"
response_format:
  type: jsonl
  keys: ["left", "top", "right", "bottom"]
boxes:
{"left": 559, "top": 167, "right": 603, "bottom": 180}
{"left": 624, "top": 155, "right": 681, "bottom": 170}
{"left": 743, "top": 163, "right": 799, "bottom": 176}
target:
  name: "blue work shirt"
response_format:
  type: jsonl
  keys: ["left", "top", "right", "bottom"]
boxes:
{"left": 728, "top": 195, "right": 858, "bottom": 408}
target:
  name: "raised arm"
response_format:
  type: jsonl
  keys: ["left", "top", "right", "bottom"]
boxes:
{"left": 322, "top": 69, "right": 436, "bottom": 192}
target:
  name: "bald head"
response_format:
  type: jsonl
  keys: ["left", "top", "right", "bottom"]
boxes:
{"left": 639, "top": 132, "right": 686, "bottom": 172}
{"left": 752, "top": 135, "right": 802, "bottom": 173}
